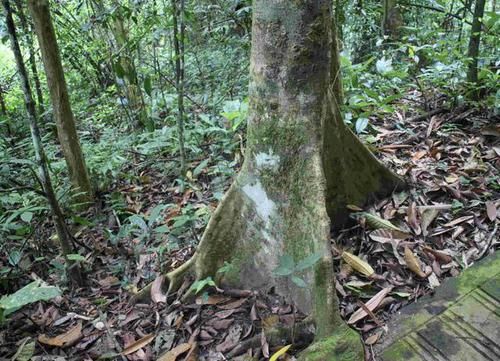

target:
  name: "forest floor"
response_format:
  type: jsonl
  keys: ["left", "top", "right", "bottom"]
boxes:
{"left": 1, "top": 93, "right": 499, "bottom": 361}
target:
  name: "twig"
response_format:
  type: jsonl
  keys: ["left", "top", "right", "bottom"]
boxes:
{"left": 477, "top": 222, "right": 498, "bottom": 260}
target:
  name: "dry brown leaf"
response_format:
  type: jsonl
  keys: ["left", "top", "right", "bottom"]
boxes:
{"left": 369, "top": 229, "right": 410, "bottom": 243}
{"left": 195, "top": 295, "right": 230, "bottom": 305}
{"left": 156, "top": 343, "right": 191, "bottom": 361}
{"left": 122, "top": 333, "right": 155, "bottom": 356}
{"left": 421, "top": 208, "right": 440, "bottom": 236}
{"left": 422, "top": 246, "right": 452, "bottom": 264}
{"left": 342, "top": 252, "right": 374, "bottom": 276}
{"left": 38, "top": 322, "right": 82, "bottom": 347}
{"left": 347, "top": 287, "right": 392, "bottom": 324}
{"left": 364, "top": 332, "right": 382, "bottom": 346}
{"left": 407, "top": 202, "right": 421, "bottom": 235}
{"left": 404, "top": 247, "right": 427, "bottom": 278}
{"left": 486, "top": 201, "right": 497, "bottom": 222}
{"left": 443, "top": 215, "right": 474, "bottom": 227}
{"left": 151, "top": 275, "right": 166, "bottom": 303}
{"left": 217, "top": 298, "right": 247, "bottom": 310}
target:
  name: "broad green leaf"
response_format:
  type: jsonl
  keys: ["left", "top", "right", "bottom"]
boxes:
{"left": 193, "top": 159, "right": 210, "bottom": 177}
{"left": 0, "top": 280, "right": 61, "bottom": 317}
{"left": 20, "top": 212, "right": 33, "bottom": 223}
{"left": 128, "top": 215, "right": 148, "bottom": 231}
{"left": 355, "top": 118, "right": 369, "bottom": 134}
{"left": 148, "top": 204, "right": 167, "bottom": 225}
{"left": 295, "top": 252, "right": 322, "bottom": 271}
{"left": 291, "top": 276, "right": 307, "bottom": 288}
{"left": 273, "top": 255, "right": 295, "bottom": 276}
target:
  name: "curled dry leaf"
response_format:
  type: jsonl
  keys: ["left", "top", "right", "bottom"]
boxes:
{"left": 347, "top": 287, "right": 392, "bottom": 324}
{"left": 407, "top": 202, "right": 421, "bottom": 235}
{"left": 421, "top": 208, "right": 440, "bottom": 236}
{"left": 122, "top": 333, "right": 155, "bottom": 356}
{"left": 404, "top": 247, "right": 427, "bottom": 278}
{"left": 38, "top": 322, "right": 82, "bottom": 347}
{"left": 156, "top": 342, "right": 191, "bottom": 361}
{"left": 342, "top": 252, "right": 374, "bottom": 277}
{"left": 270, "top": 344, "right": 292, "bottom": 361}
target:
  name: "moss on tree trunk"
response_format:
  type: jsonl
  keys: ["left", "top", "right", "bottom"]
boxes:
{"left": 160, "top": 0, "right": 404, "bottom": 358}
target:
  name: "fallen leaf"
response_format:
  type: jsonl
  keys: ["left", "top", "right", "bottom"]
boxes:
{"left": 347, "top": 288, "right": 392, "bottom": 324}
{"left": 361, "top": 213, "right": 404, "bottom": 232}
{"left": 342, "top": 252, "right": 374, "bottom": 277}
{"left": 122, "top": 333, "right": 155, "bottom": 355}
{"left": 369, "top": 229, "right": 410, "bottom": 243}
{"left": 151, "top": 275, "right": 167, "bottom": 303}
{"left": 364, "top": 332, "right": 382, "bottom": 346}
{"left": 270, "top": 344, "right": 292, "bottom": 361}
{"left": 422, "top": 246, "right": 453, "bottom": 264}
{"left": 11, "top": 337, "right": 35, "bottom": 361}
{"left": 38, "top": 322, "right": 82, "bottom": 347}
{"left": 156, "top": 343, "right": 191, "bottom": 361}
{"left": 195, "top": 295, "right": 230, "bottom": 305}
{"left": 443, "top": 215, "right": 474, "bottom": 227}
{"left": 217, "top": 298, "right": 247, "bottom": 310}
{"left": 421, "top": 208, "right": 440, "bottom": 236}
{"left": 404, "top": 247, "right": 427, "bottom": 278}
{"left": 486, "top": 201, "right": 497, "bottom": 222}
{"left": 407, "top": 202, "right": 421, "bottom": 235}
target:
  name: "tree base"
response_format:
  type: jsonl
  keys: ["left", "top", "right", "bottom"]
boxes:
{"left": 298, "top": 324, "right": 364, "bottom": 361}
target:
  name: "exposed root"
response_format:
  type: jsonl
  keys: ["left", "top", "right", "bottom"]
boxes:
{"left": 130, "top": 256, "right": 196, "bottom": 304}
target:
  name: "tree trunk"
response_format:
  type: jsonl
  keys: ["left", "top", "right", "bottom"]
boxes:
{"left": 158, "top": 0, "right": 403, "bottom": 358}
{"left": 2, "top": 0, "right": 83, "bottom": 286}
{"left": 0, "top": 86, "right": 6, "bottom": 115}
{"left": 172, "top": 0, "right": 187, "bottom": 177}
{"left": 108, "top": 1, "right": 150, "bottom": 130}
{"left": 382, "top": 0, "right": 402, "bottom": 39}
{"left": 13, "top": 0, "right": 46, "bottom": 121}
{"left": 27, "top": 0, "right": 93, "bottom": 205}
{"left": 466, "top": 0, "right": 486, "bottom": 99}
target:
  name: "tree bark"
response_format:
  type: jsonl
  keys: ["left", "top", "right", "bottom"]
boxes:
{"left": 466, "top": 0, "right": 486, "bottom": 99}
{"left": 2, "top": 0, "right": 83, "bottom": 286}
{"left": 382, "top": 0, "right": 403, "bottom": 39}
{"left": 157, "top": 1, "right": 403, "bottom": 358}
{"left": 13, "top": 0, "right": 46, "bottom": 120}
{"left": 27, "top": 0, "right": 93, "bottom": 205}
{"left": 172, "top": 0, "right": 187, "bottom": 177}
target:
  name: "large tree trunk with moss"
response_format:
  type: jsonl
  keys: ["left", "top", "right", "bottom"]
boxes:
{"left": 161, "top": 0, "right": 403, "bottom": 358}
{"left": 27, "top": 0, "right": 93, "bottom": 205}
{"left": 466, "top": 0, "right": 486, "bottom": 99}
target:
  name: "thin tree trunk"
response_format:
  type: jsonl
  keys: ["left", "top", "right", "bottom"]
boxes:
{"left": 466, "top": 0, "right": 486, "bottom": 98}
{"left": 13, "top": 0, "right": 45, "bottom": 120}
{"left": 382, "top": 0, "right": 402, "bottom": 39}
{"left": 27, "top": 0, "right": 93, "bottom": 205}
{"left": 2, "top": 0, "right": 83, "bottom": 286}
{"left": 0, "top": 86, "right": 6, "bottom": 115}
{"left": 172, "top": 0, "right": 187, "bottom": 177}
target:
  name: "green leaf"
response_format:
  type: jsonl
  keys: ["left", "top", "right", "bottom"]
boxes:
{"left": 291, "top": 275, "right": 307, "bottom": 288}
{"left": 20, "top": 212, "right": 33, "bottom": 223}
{"left": 128, "top": 215, "right": 148, "bottom": 232}
{"left": 0, "top": 280, "right": 61, "bottom": 317}
{"left": 295, "top": 252, "right": 322, "bottom": 272}
{"left": 190, "top": 277, "right": 216, "bottom": 294}
{"left": 113, "top": 61, "right": 125, "bottom": 78}
{"left": 147, "top": 204, "right": 167, "bottom": 226}
{"left": 67, "top": 254, "right": 86, "bottom": 262}
{"left": 193, "top": 159, "right": 210, "bottom": 177}
{"left": 153, "top": 225, "right": 169, "bottom": 234}
{"left": 355, "top": 118, "right": 369, "bottom": 134}
{"left": 273, "top": 255, "right": 295, "bottom": 276}
{"left": 361, "top": 212, "right": 403, "bottom": 232}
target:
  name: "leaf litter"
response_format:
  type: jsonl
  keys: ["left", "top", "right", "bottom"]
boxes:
{"left": 0, "top": 99, "right": 498, "bottom": 361}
